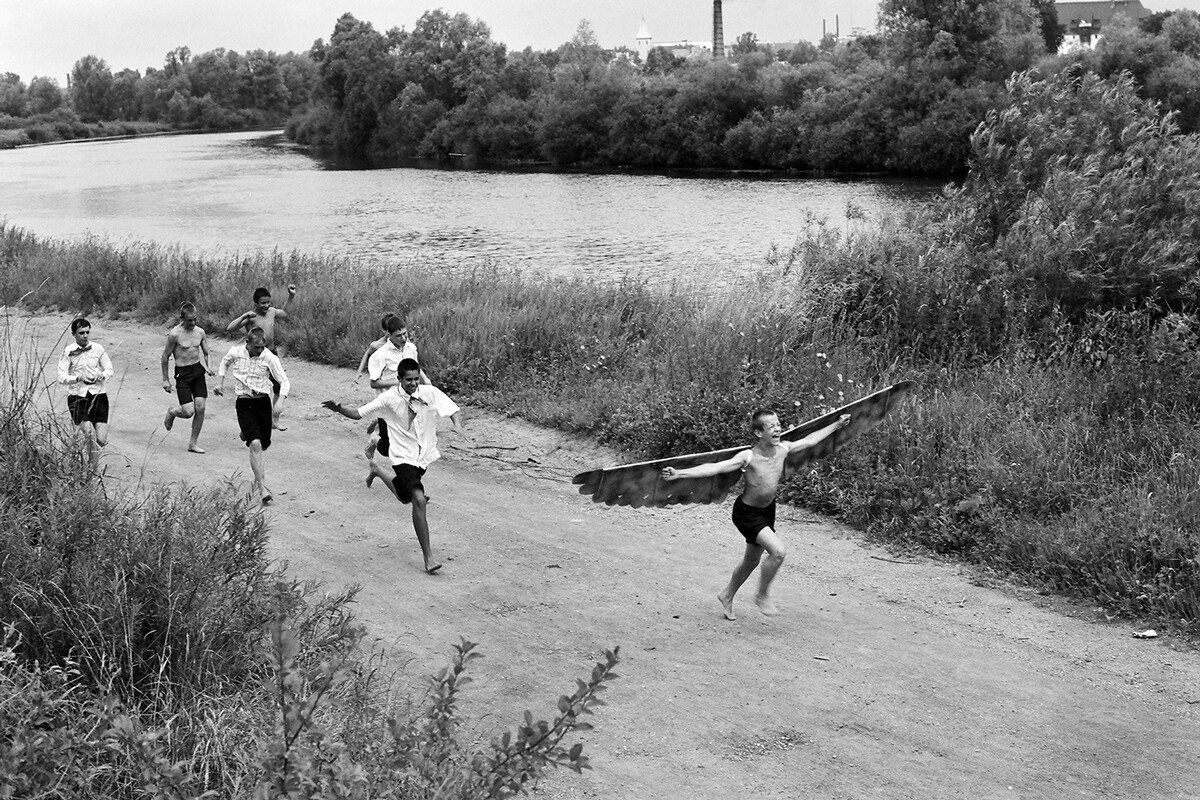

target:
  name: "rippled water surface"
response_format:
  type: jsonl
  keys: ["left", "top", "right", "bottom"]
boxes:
{"left": 0, "top": 131, "right": 941, "bottom": 283}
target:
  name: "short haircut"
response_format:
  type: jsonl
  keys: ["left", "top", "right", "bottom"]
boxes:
{"left": 397, "top": 357, "right": 421, "bottom": 377}
{"left": 253, "top": 287, "right": 271, "bottom": 303}
{"left": 380, "top": 312, "right": 396, "bottom": 331}
{"left": 71, "top": 317, "right": 90, "bottom": 333}
{"left": 180, "top": 302, "right": 196, "bottom": 315}
{"left": 384, "top": 316, "right": 407, "bottom": 334}
{"left": 751, "top": 408, "right": 778, "bottom": 432}
{"left": 246, "top": 327, "right": 266, "bottom": 343}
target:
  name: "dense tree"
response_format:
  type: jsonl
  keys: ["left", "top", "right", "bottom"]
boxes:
{"left": 0, "top": 72, "right": 26, "bottom": 116}
{"left": 69, "top": 55, "right": 115, "bottom": 121}
{"left": 25, "top": 76, "right": 64, "bottom": 115}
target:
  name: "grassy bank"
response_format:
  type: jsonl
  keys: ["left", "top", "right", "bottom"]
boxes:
{"left": 0, "top": 313, "right": 618, "bottom": 796}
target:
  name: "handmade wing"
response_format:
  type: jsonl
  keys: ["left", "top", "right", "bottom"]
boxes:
{"left": 781, "top": 380, "right": 916, "bottom": 472}
{"left": 572, "top": 380, "right": 915, "bottom": 509}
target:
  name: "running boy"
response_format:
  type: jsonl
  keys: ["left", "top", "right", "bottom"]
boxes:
{"left": 227, "top": 283, "right": 296, "bottom": 430}
{"left": 363, "top": 316, "right": 428, "bottom": 459}
{"left": 161, "top": 302, "right": 214, "bottom": 453}
{"left": 322, "top": 357, "right": 469, "bottom": 573}
{"left": 661, "top": 409, "right": 849, "bottom": 619}
{"left": 57, "top": 317, "right": 114, "bottom": 471}
{"left": 213, "top": 328, "right": 290, "bottom": 505}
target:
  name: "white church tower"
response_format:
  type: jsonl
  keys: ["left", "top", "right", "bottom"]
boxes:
{"left": 636, "top": 17, "right": 653, "bottom": 62}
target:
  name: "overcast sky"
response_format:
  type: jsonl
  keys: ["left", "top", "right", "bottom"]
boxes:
{"left": 4, "top": 0, "right": 1200, "bottom": 83}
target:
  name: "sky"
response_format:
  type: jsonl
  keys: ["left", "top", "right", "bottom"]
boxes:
{"left": 5, "top": 0, "right": 1200, "bottom": 83}
{"left": 3, "top": 0, "right": 883, "bottom": 82}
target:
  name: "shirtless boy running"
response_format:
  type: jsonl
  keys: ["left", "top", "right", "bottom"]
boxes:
{"left": 662, "top": 409, "right": 849, "bottom": 620}
{"left": 162, "top": 302, "right": 215, "bottom": 453}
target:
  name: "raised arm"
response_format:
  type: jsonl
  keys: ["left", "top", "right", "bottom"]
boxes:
{"left": 227, "top": 311, "right": 254, "bottom": 333}
{"left": 277, "top": 284, "right": 297, "bottom": 319}
{"left": 661, "top": 450, "right": 750, "bottom": 481}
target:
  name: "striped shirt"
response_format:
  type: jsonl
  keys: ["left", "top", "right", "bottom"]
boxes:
{"left": 218, "top": 344, "right": 290, "bottom": 398}
{"left": 57, "top": 342, "right": 113, "bottom": 396}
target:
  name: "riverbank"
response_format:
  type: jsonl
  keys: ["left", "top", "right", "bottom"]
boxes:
{"left": 8, "top": 309, "right": 1200, "bottom": 798}
{"left": 0, "top": 116, "right": 284, "bottom": 149}
{"left": 2, "top": 216, "right": 1197, "bottom": 635}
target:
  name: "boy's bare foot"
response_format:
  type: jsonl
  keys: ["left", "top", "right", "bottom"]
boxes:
{"left": 272, "top": 421, "right": 288, "bottom": 431}
{"left": 163, "top": 411, "right": 175, "bottom": 431}
{"left": 365, "top": 470, "right": 376, "bottom": 488}
{"left": 754, "top": 595, "right": 780, "bottom": 616}
{"left": 187, "top": 445, "right": 205, "bottom": 454}
{"left": 364, "top": 439, "right": 377, "bottom": 460}
{"left": 424, "top": 562, "right": 443, "bottom": 574}
{"left": 718, "top": 591, "right": 736, "bottom": 621}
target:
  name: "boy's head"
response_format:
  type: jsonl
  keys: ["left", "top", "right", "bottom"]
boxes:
{"left": 384, "top": 316, "right": 410, "bottom": 347}
{"left": 253, "top": 287, "right": 271, "bottom": 311}
{"left": 246, "top": 327, "right": 267, "bottom": 357}
{"left": 180, "top": 302, "right": 197, "bottom": 329}
{"left": 751, "top": 408, "right": 781, "bottom": 442}
{"left": 71, "top": 317, "right": 91, "bottom": 346}
{"left": 397, "top": 357, "right": 421, "bottom": 394}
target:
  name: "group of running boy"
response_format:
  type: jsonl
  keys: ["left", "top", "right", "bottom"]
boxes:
{"left": 60, "top": 287, "right": 846, "bottom": 617}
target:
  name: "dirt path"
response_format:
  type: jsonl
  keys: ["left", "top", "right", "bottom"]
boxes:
{"left": 17, "top": 312, "right": 1200, "bottom": 799}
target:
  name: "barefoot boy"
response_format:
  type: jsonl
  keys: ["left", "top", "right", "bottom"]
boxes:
{"left": 213, "top": 328, "right": 290, "bottom": 505}
{"left": 57, "top": 317, "right": 114, "bottom": 471}
{"left": 323, "top": 357, "right": 469, "bottom": 573}
{"left": 227, "top": 284, "right": 296, "bottom": 430}
{"left": 661, "top": 409, "right": 849, "bottom": 620}
{"left": 161, "top": 302, "right": 214, "bottom": 453}
{"left": 362, "top": 316, "right": 428, "bottom": 460}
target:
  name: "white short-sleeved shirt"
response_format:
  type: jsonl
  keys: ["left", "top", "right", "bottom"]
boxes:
{"left": 367, "top": 340, "right": 419, "bottom": 392}
{"left": 356, "top": 384, "right": 459, "bottom": 469}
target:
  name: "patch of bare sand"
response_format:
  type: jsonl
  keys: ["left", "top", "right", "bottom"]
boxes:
{"left": 17, "top": 311, "right": 1200, "bottom": 799}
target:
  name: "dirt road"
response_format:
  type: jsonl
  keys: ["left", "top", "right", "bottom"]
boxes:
{"left": 20, "top": 312, "right": 1200, "bottom": 799}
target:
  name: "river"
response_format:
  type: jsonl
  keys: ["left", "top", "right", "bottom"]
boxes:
{"left": 0, "top": 131, "right": 941, "bottom": 284}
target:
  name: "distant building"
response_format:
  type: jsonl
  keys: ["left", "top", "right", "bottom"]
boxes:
{"left": 633, "top": 18, "right": 724, "bottom": 61}
{"left": 1056, "top": 0, "right": 1152, "bottom": 50}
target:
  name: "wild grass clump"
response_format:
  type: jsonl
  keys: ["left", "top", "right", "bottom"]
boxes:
{"left": 0, "top": 318, "right": 618, "bottom": 797}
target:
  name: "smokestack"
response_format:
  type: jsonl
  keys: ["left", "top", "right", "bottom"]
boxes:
{"left": 713, "top": 0, "right": 725, "bottom": 59}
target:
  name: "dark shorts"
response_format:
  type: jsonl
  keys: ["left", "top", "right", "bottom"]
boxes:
{"left": 174, "top": 362, "right": 208, "bottom": 405}
{"left": 67, "top": 393, "right": 109, "bottom": 426}
{"left": 389, "top": 463, "right": 426, "bottom": 504}
{"left": 377, "top": 419, "right": 389, "bottom": 457}
{"left": 235, "top": 395, "right": 273, "bottom": 450}
{"left": 732, "top": 496, "right": 776, "bottom": 545}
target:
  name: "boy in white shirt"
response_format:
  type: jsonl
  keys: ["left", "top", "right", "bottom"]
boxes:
{"left": 57, "top": 317, "right": 114, "bottom": 471}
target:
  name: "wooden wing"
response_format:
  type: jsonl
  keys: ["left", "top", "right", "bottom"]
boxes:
{"left": 571, "top": 380, "right": 915, "bottom": 509}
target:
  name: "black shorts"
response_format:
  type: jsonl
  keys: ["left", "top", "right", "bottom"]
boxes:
{"left": 389, "top": 463, "right": 426, "bottom": 504}
{"left": 174, "top": 362, "right": 208, "bottom": 405}
{"left": 235, "top": 395, "right": 273, "bottom": 450}
{"left": 732, "top": 496, "right": 776, "bottom": 545}
{"left": 67, "top": 393, "right": 109, "bottom": 426}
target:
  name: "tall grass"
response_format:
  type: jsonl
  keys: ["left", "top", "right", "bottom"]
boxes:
{"left": 0, "top": 313, "right": 617, "bottom": 797}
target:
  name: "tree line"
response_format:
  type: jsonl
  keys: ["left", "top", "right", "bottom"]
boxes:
{"left": 0, "top": 45, "right": 317, "bottom": 132}
{"left": 288, "top": 3, "right": 1200, "bottom": 175}
{"left": 3, "top": 2, "right": 1200, "bottom": 172}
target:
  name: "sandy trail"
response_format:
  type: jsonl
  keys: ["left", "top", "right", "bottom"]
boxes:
{"left": 16, "top": 312, "right": 1200, "bottom": 799}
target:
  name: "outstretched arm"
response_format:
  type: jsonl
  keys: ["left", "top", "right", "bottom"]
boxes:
{"left": 784, "top": 413, "right": 850, "bottom": 454}
{"left": 661, "top": 450, "right": 750, "bottom": 481}
{"left": 322, "top": 400, "right": 363, "bottom": 421}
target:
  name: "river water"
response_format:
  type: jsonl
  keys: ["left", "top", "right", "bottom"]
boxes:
{"left": 0, "top": 130, "right": 941, "bottom": 284}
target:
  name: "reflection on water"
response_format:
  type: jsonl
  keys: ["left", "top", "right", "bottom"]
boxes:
{"left": 0, "top": 131, "right": 943, "bottom": 284}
